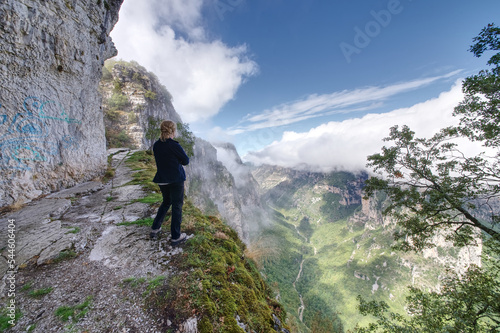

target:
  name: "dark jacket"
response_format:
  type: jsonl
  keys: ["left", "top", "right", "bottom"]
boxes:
{"left": 152, "top": 138, "right": 189, "bottom": 184}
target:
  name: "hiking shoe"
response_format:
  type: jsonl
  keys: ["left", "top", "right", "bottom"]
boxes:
{"left": 150, "top": 229, "right": 162, "bottom": 240}
{"left": 170, "top": 233, "right": 187, "bottom": 245}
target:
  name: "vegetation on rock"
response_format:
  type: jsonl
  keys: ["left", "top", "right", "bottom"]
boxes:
{"left": 100, "top": 59, "right": 178, "bottom": 150}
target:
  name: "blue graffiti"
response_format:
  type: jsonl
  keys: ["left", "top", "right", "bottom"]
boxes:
{"left": 13, "top": 145, "right": 47, "bottom": 162}
{"left": 0, "top": 96, "right": 82, "bottom": 172}
{"left": 61, "top": 134, "right": 80, "bottom": 150}
{"left": 38, "top": 100, "right": 81, "bottom": 124}
{"left": 0, "top": 139, "right": 60, "bottom": 171}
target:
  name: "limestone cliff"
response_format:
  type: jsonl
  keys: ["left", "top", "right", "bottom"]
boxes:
{"left": 100, "top": 60, "right": 181, "bottom": 149}
{"left": 0, "top": 0, "right": 124, "bottom": 208}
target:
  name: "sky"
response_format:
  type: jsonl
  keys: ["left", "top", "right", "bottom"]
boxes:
{"left": 110, "top": 0, "right": 500, "bottom": 172}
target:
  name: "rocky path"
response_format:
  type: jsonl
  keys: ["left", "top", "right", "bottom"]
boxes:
{"left": 0, "top": 149, "right": 189, "bottom": 332}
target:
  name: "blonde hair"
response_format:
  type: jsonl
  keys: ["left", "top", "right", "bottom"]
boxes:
{"left": 160, "top": 120, "right": 176, "bottom": 142}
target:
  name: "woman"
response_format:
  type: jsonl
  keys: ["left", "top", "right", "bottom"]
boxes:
{"left": 150, "top": 120, "right": 189, "bottom": 245}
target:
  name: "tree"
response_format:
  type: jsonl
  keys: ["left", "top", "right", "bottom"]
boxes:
{"left": 354, "top": 240, "right": 500, "bottom": 332}
{"left": 356, "top": 24, "right": 500, "bottom": 332}
{"left": 363, "top": 24, "right": 500, "bottom": 252}
{"left": 145, "top": 116, "right": 162, "bottom": 153}
{"left": 176, "top": 122, "right": 195, "bottom": 158}
{"left": 363, "top": 124, "right": 499, "bottom": 251}
{"left": 455, "top": 23, "right": 500, "bottom": 148}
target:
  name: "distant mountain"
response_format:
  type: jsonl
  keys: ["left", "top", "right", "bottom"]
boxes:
{"left": 251, "top": 164, "right": 482, "bottom": 332}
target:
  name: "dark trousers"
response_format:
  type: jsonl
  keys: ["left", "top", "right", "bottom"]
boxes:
{"left": 151, "top": 182, "right": 184, "bottom": 239}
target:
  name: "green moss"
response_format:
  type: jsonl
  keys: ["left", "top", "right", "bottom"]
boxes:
{"left": 144, "top": 201, "right": 287, "bottom": 332}
{"left": 199, "top": 317, "right": 214, "bottom": 333}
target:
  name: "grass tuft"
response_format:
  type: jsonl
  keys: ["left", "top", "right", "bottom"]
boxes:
{"left": 53, "top": 250, "right": 78, "bottom": 263}
{"left": 117, "top": 217, "right": 153, "bottom": 227}
{"left": 54, "top": 296, "right": 93, "bottom": 323}
{"left": 28, "top": 287, "right": 53, "bottom": 298}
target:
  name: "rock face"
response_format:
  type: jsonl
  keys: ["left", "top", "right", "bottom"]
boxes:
{"left": 100, "top": 60, "right": 181, "bottom": 150}
{"left": 0, "top": 149, "right": 154, "bottom": 278}
{"left": 0, "top": 0, "right": 124, "bottom": 208}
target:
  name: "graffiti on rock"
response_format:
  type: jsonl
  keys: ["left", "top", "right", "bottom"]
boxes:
{"left": 0, "top": 96, "right": 81, "bottom": 171}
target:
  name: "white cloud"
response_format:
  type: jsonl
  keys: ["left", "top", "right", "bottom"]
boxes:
{"left": 228, "top": 71, "right": 461, "bottom": 134}
{"left": 243, "top": 81, "right": 466, "bottom": 172}
{"left": 110, "top": 0, "right": 258, "bottom": 123}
